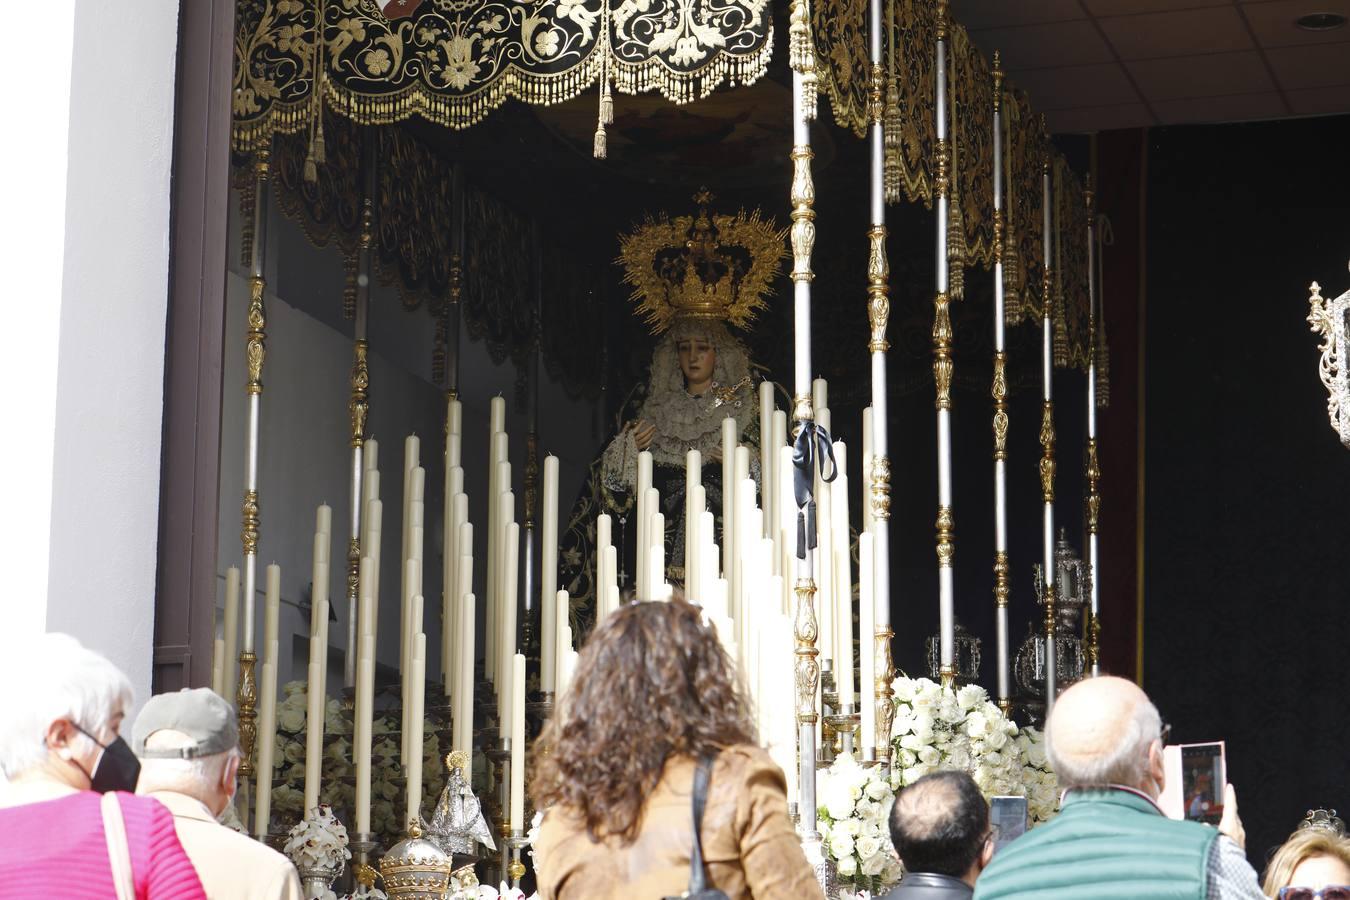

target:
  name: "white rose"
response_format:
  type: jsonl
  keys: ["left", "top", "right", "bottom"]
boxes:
{"left": 917, "top": 746, "right": 940, "bottom": 767}
{"left": 277, "top": 704, "right": 306, "bottom": 734}
{"left": 985, "top": 750, "right": 1006, "bottom": 768}
{"left": 965, "top": 712, "right": 990, "bottom": 739}
{"left": 892, "top": 677, "right": 917, "bottom": 702}
{"left": 830, "top": 831, "right": 856, "bottom": 859}
{"left": 892, "top": 713, "right": 915, "bottom": 736}
{"left": 957, "top": 684, "right": 985, "bottom": 710}
{"left": 985, "top": 728, "right": 1009, "bottom": 751}
{"left": 856, "top": 835, "right": 882, "bottom": 860}
{"left": 860, "top": 850, "right": 887, "bottom": 877}
{"left": 911, "top": 712, "right": 935, "bottom": 744}
{"left": 972, "top": 764, "right": 995, "bottom": 791}
{"left": 861, "top": 819, "right": 884, "bottom": 838}
{"left": 865, "top": 779, "right": 892, "bottom": 801}
{"left": 836, "top": 853, "right": 859, "bottom": 878}
{"left": 841, "top": 817, "right": 862, "bottom": 837}
{"left": 825, "top": 786, "right": 856, "bottom": 822}
{"left": 897, "top": 748, "right": 917, "bottom": 766}
{"left": 901, "top": 765, "right": 931, "bottom": 785}
{"left": 900, "top": 733, "right": 923, "bottom": 752}
{"left": 947, "top": 747, "right": 971, "bottom": 770}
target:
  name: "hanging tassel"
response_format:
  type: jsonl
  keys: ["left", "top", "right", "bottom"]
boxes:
{"left": 1003, "top": 233, "right": 1022, "bottom": 325}
{"left": 883, "top": 0, "right": 901, "bottom": 203}
{"left": 594, "top": 60, "right": 611, "bottom": 159}
{"left": 593, "top": 121, "right": 608, "bottom": 159}
{"left": 1096, "top": 340, "right": 1111, "bottom": 407}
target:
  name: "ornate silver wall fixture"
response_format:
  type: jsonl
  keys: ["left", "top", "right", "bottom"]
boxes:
{"left": 1308, "top": 271, "right": 1350, "bottom": 448}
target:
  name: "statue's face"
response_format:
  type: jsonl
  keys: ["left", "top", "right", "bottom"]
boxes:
{"left": 677, "top": 336, "right": 716, "bottom": 389}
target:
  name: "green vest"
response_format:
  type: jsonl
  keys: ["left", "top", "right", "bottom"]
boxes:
{"left": 973, "top": 788, "right": 1218, "bottom": 900}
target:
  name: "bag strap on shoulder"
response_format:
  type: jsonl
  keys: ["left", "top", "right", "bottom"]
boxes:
{"left": 688, "top": 754, "right": 715, "bottom": 894}
{"left": 100, "top": 792, "right": 136, "bottom": 900}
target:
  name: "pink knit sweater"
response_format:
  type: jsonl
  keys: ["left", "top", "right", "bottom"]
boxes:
{"left": 0, "top": 790, "right": 205, "bottom": 898}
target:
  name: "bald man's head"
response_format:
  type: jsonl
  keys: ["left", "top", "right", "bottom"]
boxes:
{"left": 1046, "top": 676, "right": 1163, "bottom": 794}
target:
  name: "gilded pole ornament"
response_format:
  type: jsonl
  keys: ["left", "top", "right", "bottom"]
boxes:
{"left": 236, "top": 650, "right": 259, "bottom": 777}
{"left": 874, "top": 630, "right": 895, "bottom": 763}
{"left": 993, "top": 551, "right": 1010, "bottom": 608}
{"left": 1085, "top": 438, "right": 1101, "bottom": 534}
{"left": 350, "top": 340, "right": 369, "bottom": 449}
{"left": 933, "top": 292, "right": 953, "bottom": 410}
{"left": 1039, "top": 402, "right": 1056, "bottom": 503}
{"left": 869, "top": 63, "right": 885, "bottom": 125}
{"left": 793, "top": 577, "right": 821, "bottom": 725}
{"left": 935, "top": 505, "right": 955, "bottom": 569}
{"left": 242, "top": 490, "right": 261, "bottom": 556}
{"left": 869, "top": 457, "right": 891, "bottom": 522}
{"left": 790, "top": 148, "right": 817, "bottom": 285}
{"left": 245, "top": 277, "right": 267, "bottom": 396}
{"left": 867, "top": 225, "right": 891, "bottom": 352}
{"left": 992, "top": 352, "right": 1008, "bottom": 459}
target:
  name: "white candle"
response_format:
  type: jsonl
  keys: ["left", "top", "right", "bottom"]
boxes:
{"left": 554, "top": 590, "right": 570, "bottom": 695}
{"left": 688, "top": 484, "right": 706, "bottom": 602}
{"left": 406, "top": 632, "right": 426, "bottom": 829}
{"left": 720, "top": 418, "right": 736, "bottom": 578}
{"left": 649, "top": 512, "right": 665, "bottom": 600}
{"left": 509, "top": 652, "right": 526, "bottom": 829}
{"left": 812, "top": 378, "right": 828, "bottom": 417}
{"left": 263, "top": 565, "right": 281, "bottom": 658}
{"left": 489, "top": 395, "right": 506, "bottom": 435}
{"left": 365, "top": 499, "right": 383, "bottom": 637}
{"left": 759, "top": 382, "right": 774, "bottom": 538}
{"left": 499, "top": 522, "right": 520, "bottom": 731}
{"left": 833, "top": 441, "right": 854, "bottom": 710}
{"left": 731, "top": 448, "right": 750, "bottom": 631}
{"left": 541, "top": 455, "right": 559, "bottom": 694}
{"left": 602, "top": 546, "right": 618, "bottom": 618}
{"left": 636, "top": 451, "right": 653, "bottom": 595}
{"left": 447, "top": 398, "right": 463, "bottom": 468}
{"left": 453, "top": 590, "right": 476, "bottom": 756}
{"left": 771, "top": 410, "right": 787, "bottom": 575}
{"left": 254, "top": 653, "right": 278, "bottom": 837}
{"left": 222, "top": 567, "right": 240, "bottom": 702}
{"left": 486, "top": 432, "right": 508, "bottom": 683}
{"left": 402, "top": 436, "right": 421, "bottom": 567}
{"left": 859, "top": 533, "right": 876, "bottom": 754}
{"left": 444, "top": 492, "right": 468, "bottom": 692}
{"left": 685, "top": 449, "right": 701, "bottom": 593}
{"left": 211, "top": 640, "right": 225, "bottom": 697}
{"left": 354, "top": 632, "right": 375, "bottom": 834}
{"left": 862, "top": 407, "right": 875, "bottom": 533}
{"left": 303, "top": 656, "right": 324, "bottom": 812}
{"left": 596, "top": 514, "right": 611, "bottom": 616}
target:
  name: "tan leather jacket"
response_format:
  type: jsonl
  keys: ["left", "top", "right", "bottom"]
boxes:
{"left": 533, "top": 744, "right": 823, "bottom": 900}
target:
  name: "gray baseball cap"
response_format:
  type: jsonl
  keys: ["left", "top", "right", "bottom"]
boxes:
{"left": 132, "top": 688, "right": 239, "bottom": 759}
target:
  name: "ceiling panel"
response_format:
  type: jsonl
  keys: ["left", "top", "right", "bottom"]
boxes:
{"left": 1011, "top": 63, "right": 1144, "bottom": 109}
{"left": 1152, "top": 91, "right": 1287, "bottom": 123}
{"left": 1045, "top": 103, "right": 1155, "bottom": 133}
{"left": 1082, "top": 0, "right": 1228, "bottom": 14}
{"left": 953, "top": 0, "right": 1085, "bottom": 29}
{"left": 972, "top": 21, "right": 1115, "bottom": 70}
{"left": 1127, "top": 51, "right": 1275, "bottom": 100}
{"left": 1285, "top": 85, "right": 1350, "bottom": 114}
{"left": 1266, "top": 42, "right": 1350, "bottom": 88}
{"left": 1241, "top": 0, "right": 1350, "bottom": 47}
{"left": 1098, "top": 7, "right": 1254, "bottom": 58}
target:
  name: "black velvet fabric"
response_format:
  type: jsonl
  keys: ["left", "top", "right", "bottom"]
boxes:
{"left": 1143, "top": 114, "right": 1350, "bottom": 874}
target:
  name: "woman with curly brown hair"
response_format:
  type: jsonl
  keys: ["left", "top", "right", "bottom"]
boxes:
{"left": 530, "top": 597, "right": 821, "bottom": 900}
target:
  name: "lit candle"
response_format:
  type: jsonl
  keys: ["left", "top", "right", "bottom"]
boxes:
{"left": 222, "top": 566, "right": 240, "bottom": 701}
{"left": 509, "top": 652, "right": 526, "bottom": 829}
{"left": 859, "top": 533, "right": 876, "bottom": 755}
{"left": 540, "top": 455, "right": 559, "bottom": 694}
{"left": 406, "top": 632, "right": 426, "bottom": 828}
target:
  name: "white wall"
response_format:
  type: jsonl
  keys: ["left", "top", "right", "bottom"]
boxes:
{"left": 217, "top": 191, "right": 599, "bottom": 693}
{"left": 39, "top": 0, "right": 181, "bottom": 712}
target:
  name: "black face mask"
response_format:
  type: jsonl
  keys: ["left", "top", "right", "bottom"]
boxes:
{"left": 70, "top": 724, "right": 141, "bottom": 794}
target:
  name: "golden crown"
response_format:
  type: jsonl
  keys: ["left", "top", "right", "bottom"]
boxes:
{"left": 618, "top": 189, "right": 787, "bottom": 335}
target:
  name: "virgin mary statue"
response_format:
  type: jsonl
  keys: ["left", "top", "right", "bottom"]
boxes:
{"left": 559, "top": 191, "right": 786, "bottom": 632}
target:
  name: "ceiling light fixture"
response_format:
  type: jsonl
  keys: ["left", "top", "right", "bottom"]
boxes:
{"left": 1295, "top": 12, "right": 1348, "bottom": 30}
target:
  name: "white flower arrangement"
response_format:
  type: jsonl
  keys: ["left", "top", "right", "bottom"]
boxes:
{"left": 283, "top": 804, "right": 352, "bottom": 872}
{"left": 889, "top": 676, "right": 1058, "bottom": 824}
{"left": 816, "top": 752, "right": 904, "bottom": 893}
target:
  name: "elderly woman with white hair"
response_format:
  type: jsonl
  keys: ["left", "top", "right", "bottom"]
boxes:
{"left": 0, "top": 632, "right": 205, "bottom": 899}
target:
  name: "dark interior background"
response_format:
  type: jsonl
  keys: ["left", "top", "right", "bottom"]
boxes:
{"left": 1143, "top": 112, "right": 1350, "bottom": 871}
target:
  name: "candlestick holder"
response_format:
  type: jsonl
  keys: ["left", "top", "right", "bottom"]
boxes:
{"left": 484, "top": 739, "right": 511, "bottom": 886}
{"left": 349, "top": 832, "right": 381, "bottom": 893}
{"left": 507, "top": 830, "right": 528, "bottom": 889}
{"left": 496, "top": 820, "right": 512, "bottom": 891}
{"left": 825, "top": 708, "right": 861, "bottom": 759}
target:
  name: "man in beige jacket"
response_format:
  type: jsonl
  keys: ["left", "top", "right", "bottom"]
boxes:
{"left": 133, "top": 688, "right": 302, "bottom": 900}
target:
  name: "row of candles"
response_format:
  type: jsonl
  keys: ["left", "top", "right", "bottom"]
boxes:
{"left": 211, "top": 371, "right": 880, "bottom": 841}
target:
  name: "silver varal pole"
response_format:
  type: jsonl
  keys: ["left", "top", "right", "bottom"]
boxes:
{"left": 788, "top": 0, "right": 821, "bottom": 850}
{"left": 1039, "top": 149, "right": 1058, "bottom": 709}
{"left": 991, "top": 54, "right": 1012, "bottom": 712}
{"left": 346, "top": 145, "right": 375, "bottom": 687}
{"left": 933, "top": 1, "right": 957, "bottom": 688}
{"left": 237, "top": 147, "right": 270, "bottom": 802}
{"left": 1085, "top": 177, "right": 1102, "bottom": 677}
{"left": 866, "top": 0, "right": 895, "bottom": 764}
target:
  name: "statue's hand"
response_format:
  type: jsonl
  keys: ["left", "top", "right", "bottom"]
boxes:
{"left": 631, "top": 420, "right": 656, "bottom": 451}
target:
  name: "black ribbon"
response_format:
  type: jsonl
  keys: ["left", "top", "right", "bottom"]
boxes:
{"left": 792, "top": 421, "right": 838, "bottom": 559}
